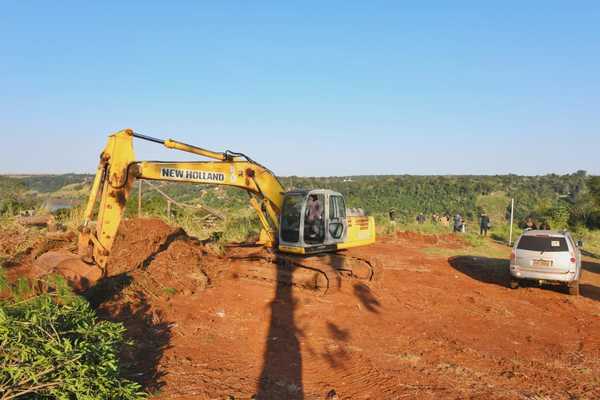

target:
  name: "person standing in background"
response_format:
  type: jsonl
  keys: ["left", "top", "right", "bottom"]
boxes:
{"left": 453, "top": 214, "right": 463, "bottom": 232}
{"left": 480, "top": 212, "right": 490, "bottom": 236}
{"left": 389, "top": 209, "right": 396, "bottom": 222}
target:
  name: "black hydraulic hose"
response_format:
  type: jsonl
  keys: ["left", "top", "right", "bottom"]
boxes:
{"left": 132, "top": 131, "right": 165, "bottom": 145}
{"left": 226, "top": 149, "right": 284, "bottom": 189}
{"left": 133, "top": 131, "right": 285, "bottom": 190}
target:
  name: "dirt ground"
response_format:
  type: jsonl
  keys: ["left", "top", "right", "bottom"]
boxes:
{"left": 4, "top": 219, "right": 600, "bottom": 399}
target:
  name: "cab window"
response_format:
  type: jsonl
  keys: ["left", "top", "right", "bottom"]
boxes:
{"left": 329, "top": 196, "right": 346, "bottom": 219}
{"left": 281, "top": 194, "right": 304, "bottom": 243}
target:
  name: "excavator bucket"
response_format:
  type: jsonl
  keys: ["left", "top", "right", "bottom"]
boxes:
{"left": 32, "top": 251, "right": 103, "bottom": 292}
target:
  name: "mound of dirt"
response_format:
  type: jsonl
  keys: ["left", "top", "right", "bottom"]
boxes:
{"left": 129, "top": 238, "right": 213, "bottom": 297}
{"left": 4, "top": 217, "right": 223, "bottom": 298}
{"left": 103, "top": 218, "right": 226, "bottom": 298}
{"left": 106, "top": 218, "right": 185, "bottom": 276}
{"left": 2, "top": 225, "right": 76, "bottom": 284}
{"left": 395, "top": 230, "right": 465, "bottom": 248}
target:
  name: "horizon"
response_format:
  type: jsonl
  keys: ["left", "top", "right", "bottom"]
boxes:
{"left": 2, "top": 171, "right": 595, "bottom": 179}
{"left": 1, "top": 2, "right": 599, "bottom": 175}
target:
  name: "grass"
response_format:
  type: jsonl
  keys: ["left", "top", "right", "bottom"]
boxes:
{"left": 51, "top": 181, "right": 91, "bottom": 198}
{"left": 376, "top": 218, "right": 458, "bottom": 236}
{"left": 421, "top": 242, "right": 510, "bottom": 259}
{"left": 489, "top": 223, "right": 523, "bottom": 245}
{"left": 571, "top": 226, "right": 600, "bottom": 258}
{"left": 167, "top": 207, "right": 259, "bottom": 243}
{"left": 55, "top": 205, "right": 85, "bottom": 231}
{"left": 477, "top": 191, "right": 510, "bottom": 223}
{"left": 377, "top": 216, "right": 512, "bottom": 259}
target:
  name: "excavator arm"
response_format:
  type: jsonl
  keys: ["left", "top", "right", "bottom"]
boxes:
{"left": 78, "top": 129, "right": 285, "bottom": 275}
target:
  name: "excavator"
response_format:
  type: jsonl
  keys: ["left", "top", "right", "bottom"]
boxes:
{"left": 35, "top": 129, "right": 376, "bottom": 293}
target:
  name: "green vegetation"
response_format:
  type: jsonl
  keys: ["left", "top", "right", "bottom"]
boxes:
{"left": 285, "top": 171, "right": 594, "bottom": 225}
{"left": 0, "top": 176, "right": 39, "bottom": 215}
{"left": 0, "top": 273, "right": 146, "bottom": 399}
{"left": 18, "top": 174, "right": 92, "bottom": 194}
{"left": 421, "top": 244, "right": 509, "bottom": 259}
{"left": 162, "top": 287, "right": 178, "bottom": 296}
{"left": 2, "top": 171, "right": 600, "bottom": 245}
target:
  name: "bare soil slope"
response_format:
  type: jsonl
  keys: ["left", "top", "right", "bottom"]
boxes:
{"left": 4, "top": 219, "right": 600, "bottom": 399}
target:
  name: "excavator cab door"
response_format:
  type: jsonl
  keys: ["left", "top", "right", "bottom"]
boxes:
{"left": 280, "top": 193, "right": 305, "bottom": 244}
{"left": 327, "top": 194, "right": 348, "bottom": 244}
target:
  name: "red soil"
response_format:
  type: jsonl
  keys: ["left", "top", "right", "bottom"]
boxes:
{"left": 5, "top": 219, "right": 600, "bottom": 399}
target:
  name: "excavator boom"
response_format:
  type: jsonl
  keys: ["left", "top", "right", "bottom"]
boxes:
{"left": 79, "top": 129, "right": 285, "bottom": 274}
{"left": 36, "top": 128, "right": 376, "bottom": 294}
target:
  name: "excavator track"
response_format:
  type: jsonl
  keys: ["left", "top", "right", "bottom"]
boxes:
{"left": 227, "top": 249, "right": 374, "bottom": 295}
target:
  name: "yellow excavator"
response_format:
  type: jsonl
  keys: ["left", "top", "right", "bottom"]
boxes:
{"left": 36, "top": 129, "right": 376, "bottom": 292}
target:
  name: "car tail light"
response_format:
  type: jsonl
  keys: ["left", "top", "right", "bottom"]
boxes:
{"left": 511, "top": 251, "right": 516, "bottom": 262}
{"left": 570, "top": 257, "right": 576, "bottom": 263}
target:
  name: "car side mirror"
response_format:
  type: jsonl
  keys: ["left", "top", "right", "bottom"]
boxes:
{"left": 577, "top": 240, "right": 584, "bottom": 248}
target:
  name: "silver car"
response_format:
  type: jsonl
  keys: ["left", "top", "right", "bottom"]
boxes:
{"left": 509, "top": 230, "right": 582, "bottom": 295}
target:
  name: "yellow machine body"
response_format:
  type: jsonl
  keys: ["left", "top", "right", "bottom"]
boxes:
{"left": 78, "top": 129, "right": 375, "bottom": 275}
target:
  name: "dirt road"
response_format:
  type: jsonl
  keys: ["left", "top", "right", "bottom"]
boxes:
{"left": 5, "top": 219, "right": 600, "bottom": 399}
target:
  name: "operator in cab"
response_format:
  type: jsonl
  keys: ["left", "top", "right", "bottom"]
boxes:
{"left": 307, "top": 194, "right": 323, "bottom": 238}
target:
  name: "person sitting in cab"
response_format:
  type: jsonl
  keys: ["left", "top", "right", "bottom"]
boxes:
{"left": 307, "top": 194, "right": 323, "bottom": 239}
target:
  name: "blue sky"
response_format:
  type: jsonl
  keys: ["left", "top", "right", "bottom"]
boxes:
{"left": 1, "top": 1, "right": 599, "bottom": 176}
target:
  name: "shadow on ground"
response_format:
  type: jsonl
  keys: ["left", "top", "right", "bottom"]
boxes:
{"left": 97, "top": 291, "right": 171, "bottom": 393}
{"left": 255, "top": 256, "right": 304, "bottom": 400}
{"left": 255, "top": 254, "right": 366, "bottom": 398}
{"left": 84, "top": 276, "right": 172, "bottom": 393}
{"left": 353, "top": 283, "right": 381, "bottom": 313}
{"left": 448, "top": 256, "right": 510, "bottom": 287}
{"left": 583, "top": 259, "right": 600, "bottom": 275}
{"left": 448, "top": 256, "right": 600, "bottom": 302}
{"left": 580, "top": 284, "right": 600, "bottom": 301}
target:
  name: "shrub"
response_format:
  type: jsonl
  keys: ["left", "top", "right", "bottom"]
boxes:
{"left": 0, "top": 274, "right": 146, "bottom": 400}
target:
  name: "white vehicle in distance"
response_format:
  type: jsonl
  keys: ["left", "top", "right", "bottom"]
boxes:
{"left": 509, "top": 230, "right": 582, "bottom": 295}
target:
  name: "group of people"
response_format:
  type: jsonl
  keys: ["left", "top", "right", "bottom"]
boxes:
{"left": 413, "top": 212, "right": 452, "bottom": 226}
{"left": 392, "top": 209, "right": 555, "bottom": 236}
{"left": 450, "top": 213, "right": 492, "bottom": 235}
{"left": 524, "top": 217, "right": 551, "bottom": 231}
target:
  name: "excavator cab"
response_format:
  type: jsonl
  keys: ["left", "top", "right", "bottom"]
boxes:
{"left": 279, "top": 189, "right": 348, "bottom": 255}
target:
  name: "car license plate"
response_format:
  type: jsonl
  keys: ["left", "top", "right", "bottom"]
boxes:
{"left": 532, "top": 259, "right": 552, "bottom": 267}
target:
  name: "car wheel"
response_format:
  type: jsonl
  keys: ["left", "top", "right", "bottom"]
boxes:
{"left": 509, "top": 278, "right": 519, "bottom": 289}
{"left": 567, "top": 281, "right": 579, "bottom": 296}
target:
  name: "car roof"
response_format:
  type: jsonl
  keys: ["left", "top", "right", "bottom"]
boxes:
{"left": 521, "top": 229, "right": 569, "bottom": 238}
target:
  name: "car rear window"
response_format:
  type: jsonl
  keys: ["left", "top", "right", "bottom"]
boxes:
{"left": 517, "top": 236, "right": 569, "bottom": 252}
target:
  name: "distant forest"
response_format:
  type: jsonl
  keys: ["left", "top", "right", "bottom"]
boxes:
{"left": 2, "top": 171, "right": 600, "bottom": 229}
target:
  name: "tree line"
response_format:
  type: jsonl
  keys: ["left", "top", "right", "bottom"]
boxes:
{"left": 2, "top": 171, "right": 600, "bottom": 230}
